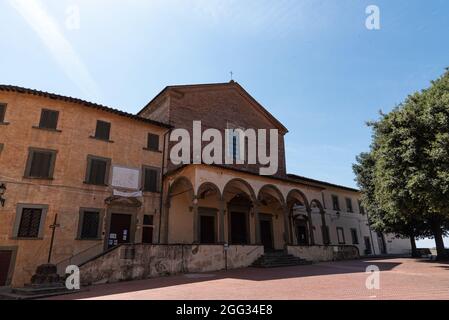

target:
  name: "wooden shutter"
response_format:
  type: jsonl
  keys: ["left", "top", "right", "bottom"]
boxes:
{"left": 89, "top": 159, "right": 107, "bottom": 185}
{"left": 81, "top": 211, "right": 100, "bottom": 239}
{"left": 18, "top": 208, "right": 42, "bottom": 238}
{"left": 29, "top": 151, "right": 52, "bottom": 178}
{"left": 147, "top": 134, "right": 159, "bottom": 151}
{"left": 39, "top": 109, "right": 59, "bottom": 129}
{"left": 95, "top": 121, "right": 111, "bottom": 140}
{"left": 0, "top": 104, "right": 6, "bottom": 123}
{"left": 144, "top": 168, "right": 158, "bottom": 192}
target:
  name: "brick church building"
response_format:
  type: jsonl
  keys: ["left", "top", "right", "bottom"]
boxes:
{"left": 0, "top": 82, "right": 410, "bottom": 287}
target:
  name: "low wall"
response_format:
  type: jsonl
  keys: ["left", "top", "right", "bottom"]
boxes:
{"left": 287, "top": 245, "right": 360, "bottom": 262}
{"left": 80, "top": 244, "right": 263, "bottom": 285}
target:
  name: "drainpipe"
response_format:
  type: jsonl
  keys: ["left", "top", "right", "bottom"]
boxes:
{"left": 158, "top": 128, "right": 171, "bottom": 244}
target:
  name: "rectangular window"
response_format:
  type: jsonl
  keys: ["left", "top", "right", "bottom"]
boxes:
{"left": 346, "top": 198, "right": 353, "bottom": 213}
{"left": 147, "top": 133, "right": 160, "bottom": 151}
{"left": 85, "top": 156, "right": 110, "bottom": 186}
{"left": 332, "top": 195, "right": 340, "bottom": 211}
{"left": 143, "top": 167, "right": 159, "bottom": 192}
{"left": 39, "top": 109, "right": 59, "bottom": 130}
{"left": 337, "top": 227, "right": 345, "bottom": 244}
{"left": 358, "top": 200, "right": 365, "bottom": 214}
{"left": 142, "top": 214, "right": 154, "bottom": 244}
{"left": 17, "top": 208, "right": 43, "bottom": 238}
{"left": 350, "top": 228, "right": 359, "bottom": 244}
{"left": 25, "top": 148, "right": 57, "bottom": 179}
{"left": 322, "top": 225, "right": 330, "bottom": 245}
{"left": 0, "top": 103, "right": 6, "bottom": 123}
{"left": 79, "top": 210, "right": 100, "bottom": 239}
{"left": 94, "top": 120, "right": 111, "bottom": 141}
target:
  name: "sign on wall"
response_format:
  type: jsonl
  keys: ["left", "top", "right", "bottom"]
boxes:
{"left": 111, "top": 166, "right": 140, "bottom": 190}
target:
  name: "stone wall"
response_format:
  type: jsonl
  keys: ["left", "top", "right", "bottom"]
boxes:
{"left": 80, "top": 244, "right": 263, "bottom": 285}
{"left": 287, "top": 245, "right": 360, "bottom": 262}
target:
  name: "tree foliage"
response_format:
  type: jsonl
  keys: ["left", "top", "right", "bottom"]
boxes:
{"left": 354, "top": 69, "right": 449, "bottom": 259}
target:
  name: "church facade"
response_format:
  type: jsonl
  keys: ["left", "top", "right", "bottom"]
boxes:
{"left": 0, "top": 82, "right": 410, "bottom": 287}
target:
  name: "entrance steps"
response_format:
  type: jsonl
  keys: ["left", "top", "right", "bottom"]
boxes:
{"left": 252, "top": 250, "right": 312, "bottom": 268}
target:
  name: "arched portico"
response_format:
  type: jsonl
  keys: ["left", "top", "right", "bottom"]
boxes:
{"left": 287, "top": 189, "right": 315, "bottom": 246}
{"left": 165, "top": 176, "right": 195, "bottom": 243}
{"left": 310, "top": 199, "right": 329, "bottom": 245}
{"left": 196, "top": 182, "right": 223, "bottom": 243}
{"left": 223, "top": 179, "right": 257, "bottom": 245}
{"left": 257, "top": 185, "right": 288, "bottom": 250}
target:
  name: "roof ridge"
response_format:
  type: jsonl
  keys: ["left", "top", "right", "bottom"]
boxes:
{"left": 0, "top": 84, "right": 171, "bottom": 128}
{"left": 287, "top": 173, "right": 359, "bottom": 192}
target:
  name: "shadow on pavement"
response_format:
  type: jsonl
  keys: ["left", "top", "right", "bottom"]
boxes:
{"left": 45, "top": 258, "right": 402, "bottom": 300}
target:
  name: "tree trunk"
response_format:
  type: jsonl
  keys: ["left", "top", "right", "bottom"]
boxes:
{"left": 409, "top": 231, "right": 419, "bottom": 258}
{"left": 431, "top": 222, "right": 447, "bottom": 260}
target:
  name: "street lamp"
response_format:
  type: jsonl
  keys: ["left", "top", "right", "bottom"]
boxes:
{"left": 0, "top": 183, "right": 6, "bottom": 207}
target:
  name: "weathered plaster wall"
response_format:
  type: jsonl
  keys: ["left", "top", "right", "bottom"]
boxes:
{"left": 80, "top": 244, "right": 263, "bottom": 285}
{"left": 287, "top": 245, "right": 360, "bottom": 262}
{"left": 0, "top": 91, "right": 165, "bottom": 287}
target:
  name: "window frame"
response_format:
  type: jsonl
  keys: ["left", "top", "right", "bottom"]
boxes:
{"left": 350, "top": 228, "right": 359, "bottom": 245}
{"left": 141, "top": 165, "right": 161, "bottom": 193}
{"left": 358, "top": 200, "right": 365, "bottom": 215}
{"left": 84, "top": 155, "right": 111, "bottom": 186}
{"left": 332, "top": 195, "right": 340, "bottom": 211}
{"left": 345, "top": 197, "right": 353, "bottom": 213}
{"left": 91, "top": 120, "right": 113, "bottom": 142}
{"left": 337, "top": 227, "right": 346, "bottom": 244}
{"left": 12, "top": 204, "right": 48, "bottom": 240}
{"left": 322, "top": 225, "right": 331, "bottom": 245}
{"left": 36, "top": 108, "right": 60, "bottom": 131}
{"left": 77, "top": 208, "right": 104, "bottom": 240}
{"left": 145, "top": 133, "right": 160, "bottom": 152}
{"left": 0, "top": 103, "right": 8, "bottom": 124}
{"left": 24, "top": 147, "right": 58, "bottom": 180}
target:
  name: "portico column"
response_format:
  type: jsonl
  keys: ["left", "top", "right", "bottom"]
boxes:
{"left": 307, "top": 208, "right": 315, "bottom": 245}
{"left": 283, "top": 206, "right": 291, "bottom": 245}
{"left": 254, "top": 201, "right": 261, "bottom": 244}
{"left": 218, "top": 198, "right": 225, "bottom": 243}
{"left": 192, "top": 196, "right": 199, "bottom": 243}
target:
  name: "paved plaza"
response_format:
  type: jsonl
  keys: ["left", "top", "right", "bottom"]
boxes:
{"left": 48, "top": 258, "right": 449, "bottom": 300}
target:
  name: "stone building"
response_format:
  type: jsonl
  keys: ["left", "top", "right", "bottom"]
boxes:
{"left": 0, "top": 82, "right": 410, "bottom": 288}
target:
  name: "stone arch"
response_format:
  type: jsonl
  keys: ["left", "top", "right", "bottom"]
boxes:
{"left": 197, "top": 182, "right": 222, "bottom": 200}
{"left": 223, "top": 178, "right": 257, "bottom": 245}
{"left": 168, "top": 176, "right": 194, "bottom": 200}
{"left": 310, "top": 199, "right": 329, "bottom": 245}
{"left": 222, "top": 178, "right": 257, "bottom": 203}
{"left": 286, "top": 189, "right": 310, "bottom": 211}
{"left": 164, "top": 176, "right": 196, "bottom": 244}
{"left": 257, "top": 184, "right": 285, "bottom": 207}
{"left": 310, "top": 199, "right": 325, "bottom": 213}
{"left": 286, "top": 189, "right": 314, "bottom": 246}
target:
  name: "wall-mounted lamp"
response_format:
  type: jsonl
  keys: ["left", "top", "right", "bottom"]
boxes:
{"left": 0, "top": 183, "right": 6, "bottom": 207}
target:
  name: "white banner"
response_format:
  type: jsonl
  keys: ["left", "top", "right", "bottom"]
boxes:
{"left": 111, "top": 166, "right": 140, "bottom": 190}
{"left": 113, "top": 189, "right": 143, "bottom": 198}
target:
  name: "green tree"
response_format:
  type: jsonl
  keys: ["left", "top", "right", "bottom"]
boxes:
{"left": 354, "top": 69, "right": 449, "bottom": 260}
{"left": 353, "top": 152, "right": 429, "bottom": 257}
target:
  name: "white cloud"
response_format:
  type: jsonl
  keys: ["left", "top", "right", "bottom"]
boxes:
{"left": 8, "top": 0, "right": 100, "bottom": 100}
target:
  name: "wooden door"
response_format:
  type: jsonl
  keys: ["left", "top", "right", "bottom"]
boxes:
{"left": 108, "top": 214, "right": 132, "bottom": 248}
{"left": 0, "top": 250, "right": 12, "bottom": 286}
{"left": 260, "top": 219, "right": 274, "bottom": 250}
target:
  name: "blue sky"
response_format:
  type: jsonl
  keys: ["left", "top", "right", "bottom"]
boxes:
{"left": 1, "top": 0, "right": 448, "bottom": 246}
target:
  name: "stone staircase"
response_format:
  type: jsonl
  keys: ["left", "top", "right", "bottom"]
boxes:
{"left": 252, "top": 250, "right": 312, "bottom": 268}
